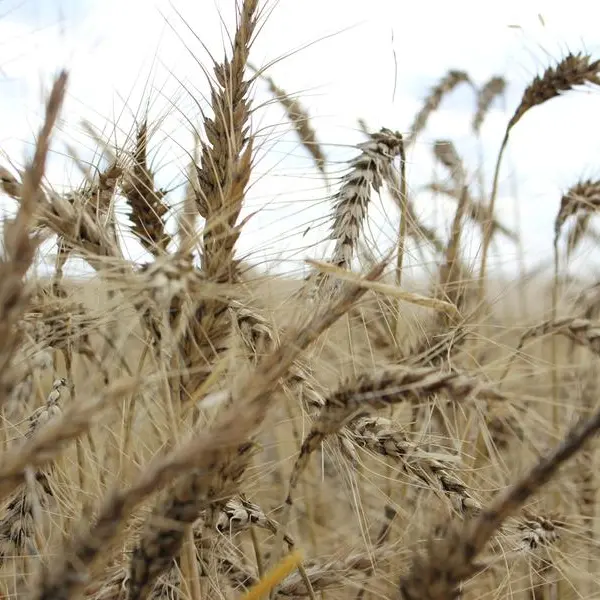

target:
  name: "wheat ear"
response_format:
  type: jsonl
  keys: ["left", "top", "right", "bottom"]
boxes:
{"left": 432, "top": 140, "right": 465, "bottom": 187}
{"left": 212, "top": 496, "right": 294, "bottom": 545}
{"left": 121, "top": 119, "right": 171, "bottom": 254}
{"left": 554, "top": 179, "right": 600, "bottom": 250}
{"left": 330, "top": 128, "right": 404, "bottom": 272}
{"left": 342, "top": 415, "right": 481, "bottom": 515}
{"left": 472, "top": 76, "right": 506, "bottom": 134}
{"left": 362, "top": 125, "right": 443, "bottom": 255}
{"left": 175, "top": 0, "right": 260, "bottom": 403}
{"left": 0, "top": 376, "right": 143, "bottom": 503}
{"left": 251, "top": 64, "right": 326, "bottom": 178}
{"left": 196, "top": 0, "right": 259, "bottom": 283}
{"left": 408, "top": 70, "right": 471, "bottom": 145}
{"left": 501, "top": 316, "right": 600, "bottom": 385}
{"left": 525, "top": 317, "right": 600, "bottom": 356}
{"left": 565, "top": 212, "right": 591, "bottom": 258}
{"left": 286, "top": 367, "right": 503, "bottom": 509}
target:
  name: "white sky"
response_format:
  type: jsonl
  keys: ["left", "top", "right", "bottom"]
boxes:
{"left": 1, "top": 0, "right": 600, "bottom": 280}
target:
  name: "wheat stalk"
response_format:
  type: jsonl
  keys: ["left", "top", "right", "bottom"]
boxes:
{"left": 437, "top": 185, "right": 470, "bottom": 312}
{"left": 178, "top": 129, "right": 201, "bottom": 255}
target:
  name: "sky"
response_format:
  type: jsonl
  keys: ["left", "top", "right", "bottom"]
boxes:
{"left": 1, "top": 0, "right": 600, "bottom": 281}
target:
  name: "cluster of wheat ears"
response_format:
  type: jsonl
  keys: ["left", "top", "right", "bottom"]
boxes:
{"left": 1, "top": 2, "right": 600, "bottom": 599}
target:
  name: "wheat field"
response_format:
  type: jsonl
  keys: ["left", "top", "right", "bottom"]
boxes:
{"left": 1, "top": 2, "right": 600, "bottom": 599}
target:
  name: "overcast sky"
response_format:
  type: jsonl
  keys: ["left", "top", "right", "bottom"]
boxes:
{"left": 1, "top": 0, "right": 600, "bottom": 280}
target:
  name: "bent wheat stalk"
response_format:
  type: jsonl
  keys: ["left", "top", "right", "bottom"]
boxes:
{"left": 308, "top": 259, "right": 460, "bottom": 320}
{"left": 479, "top": 53, "right": 600, "bottom": 303}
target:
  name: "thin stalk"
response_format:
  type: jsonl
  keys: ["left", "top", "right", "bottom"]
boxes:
{"left": 478, "top": 130, "right": 509, "bottom": 306}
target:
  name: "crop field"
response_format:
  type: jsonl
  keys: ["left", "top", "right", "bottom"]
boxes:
{"left": 0, "top": 2, "right": 599, "bottom": 599}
